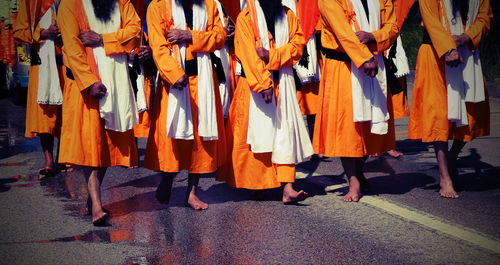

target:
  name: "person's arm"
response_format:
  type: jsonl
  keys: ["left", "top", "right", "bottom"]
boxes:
{"left": 369, "top": 0, "right": 399, "bottom": 53}
{"left": 318, "top": 0, "right": 373, "bottom": 68}
{"left": 464, "top": 0, "right": 492, "bottom": 50}
{"left": 57, "top": 0, "right": 100, "bottom": 91}
{"left": 147, "top": 0, "right": 185, "bottom": 85}
{"left": 101, "top": 0, "right": 142, "bottom": 55}
{"left": 419, "top": 0, "right": 456, "bottom": 58}
{"left": 190, "top": 0, "right": 227, "bottom": 53}
{"left": 234, "top": 10, "right": 272, "bottom": 93}
{"left": 267, "top": 9, "right": 306, "bottom": 71}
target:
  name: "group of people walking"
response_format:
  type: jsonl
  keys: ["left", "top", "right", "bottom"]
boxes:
{"left": 13, "top": 0, "right": 492, "bottom": 226}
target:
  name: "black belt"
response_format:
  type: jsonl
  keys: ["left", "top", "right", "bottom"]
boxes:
{"left": 185, "top": 59, "right": 198, "bottom": 77}
{"left": 239, "top": 67, "right": 280, "bottom": 81}
{"left": 66, "top": 68, "right": 75, "bottom": 80}
{"left": 422, "top": 30, "right": 432, "bottom": 45}
{"left": 322, "top": 48, "right": 351, "bottom": 62}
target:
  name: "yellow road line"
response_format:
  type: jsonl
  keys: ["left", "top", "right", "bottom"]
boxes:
{"left": 362, "top": 196, "right": 500, "bottom": 254}
{"left": 323, "top": 182, "right": 500, "bottom": 254}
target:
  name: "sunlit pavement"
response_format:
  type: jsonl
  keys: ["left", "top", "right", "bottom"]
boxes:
{"left": 1, "top": 75, "right": 499, "bottom": 264}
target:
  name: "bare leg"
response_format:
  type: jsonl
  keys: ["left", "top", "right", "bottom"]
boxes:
{"left": 355, "top": 156, "right": 371, "bottom": 193}
{"left": 282, "top": 182, "right": 308, "bottom": 204}
{"left": 39, "top": 133, "right": 55, "bottom": 172}
{"left": 341, "top": 157, "right": 362, "bottom": 202}
{"left": 433, "top": 141, "right": 459, "bottom": 199}
{"left": 156, "top": 172, "right": 176, "bottom": 204}
{"left": 83, "top": 166, "right": 109, "bottom": 225}
{"left": 186, "top": 173, "right": 208, "bottom": 210}
{"left": 448, "top": 139, "right": 466, "bottom": 177}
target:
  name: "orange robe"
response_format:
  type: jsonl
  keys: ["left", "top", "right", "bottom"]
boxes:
{"left": 408, "top": 0, "right": 491, "bottom": 143}
{"left": 143, "top": 0, "right": 227, "bottom": 174}
{"left": 218, "top": 8, "right": 305, "bottom": 190}
{"left": 13, "top": 1, "right": 62, "bottom": 138}
{"left": 313, "top": 0, "right": 398, "bottom": 158}
{"left": 57, "top": 0, "right": 141, "bottom": 167}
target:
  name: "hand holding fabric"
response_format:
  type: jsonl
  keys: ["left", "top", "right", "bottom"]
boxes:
{"left": 79, "top": 30, "right": 103, "bottom": 48}
{"left": 172, "top": 75, "right": 188, "bottom": 90}
{"left": 362, "top": 57, "right": 378, "bottom": 77}
{"left": 355, "top": 31, "right": 376, "bottom": 44}
{"left": 256, "top": 47, "right": 269, "bottom": 64}
{"left": 445, "top": 49, "right": 463, "bottom": 67}
{"left": 167, "top": 29, "right": 192, "bottom": 45}
{"left": 452, "top": 34, "right": 472, "bottom": 47}
{"left": 88, "top": 81, "right": 107, "bottom": 99}
{"left": 261, "top": 87, "right": 273, "bottom": 104}
{"left": 40, "top": 24, "right": 61, "bottom": 40}
{"left": 138, "top": 45, "right": 152, "bottom": 62}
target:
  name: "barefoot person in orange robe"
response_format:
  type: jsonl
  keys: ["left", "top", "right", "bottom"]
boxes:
{"left": 408, "top": 0, "right": 492, "bottom": 199}
{"left": 144, "top": 0, "right": 227, "bottom": 210}
{"left": 314, "top": 0, "right": 398, "bottom": 202}
{"left": 219, "top": 0, "right": 313, "bottom": 204}
{"left": 14, "top": 0, "right": 63, "bottom": 177}
{"left": 57, "top": 0, "right": 141, "bottom": 225}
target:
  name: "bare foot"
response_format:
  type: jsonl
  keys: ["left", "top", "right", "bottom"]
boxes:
{"left": 283, "top": 189, "right": 309, "bottom": 204}
{"left": 92, "top": 210, "right": 109, "bottom": 226}
{"left": 155, "top": 176, "right": 174, "bottom": 204}
{"left": 387, "top": 150, "right": 403, "bottom": 158}
{"left": 343, "top": 176, "right": 362, "bottom": 202}
{"left": 439, "top": 179, "right": 459, "bottom": 199}
{"left": 186, "top": 193, "right": 209, "bottom": 210}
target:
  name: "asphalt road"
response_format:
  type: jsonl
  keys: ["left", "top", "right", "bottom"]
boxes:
{"left": 0, "top": 76, "right": 499, "bottom": 264}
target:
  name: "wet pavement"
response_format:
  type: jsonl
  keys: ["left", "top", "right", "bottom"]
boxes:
{"left": 1, "top": 77, "right": 500, "bottom": 264}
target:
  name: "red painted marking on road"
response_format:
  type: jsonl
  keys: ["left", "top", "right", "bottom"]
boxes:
{"left": 0, "top": 162, "right": 26, "bottom": 167}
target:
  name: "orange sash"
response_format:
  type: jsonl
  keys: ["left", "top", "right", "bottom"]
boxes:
{"left": 75, "top": 0, "right": 100, "bottom": 79}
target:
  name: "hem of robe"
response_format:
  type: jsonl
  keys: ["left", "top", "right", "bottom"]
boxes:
{"left": 25, "top": 65, "right": 62, "bottom": 138}
{"left": 408, "top": 44, "right": 490, "bottom": 143}
{"left": 313, "top": 58, "right": 395, "bottom": 158}
{"left": 59, "top": 73, "right": 138, "bottom": 168}
{"left": 297, "top": 82, "right": 320, "bottom": 115}
{"left": 143, "top": 75, "right": 226, "bottom": 175}
{"left": 133, "top": 111, "right": 151, "bottom": 138}
{"left": 218, "top": 77, "right": 298, "bottom": 190}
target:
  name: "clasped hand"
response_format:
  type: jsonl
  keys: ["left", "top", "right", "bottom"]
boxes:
{"left": 79, "top": 30, "right": 102, "bottom": 48}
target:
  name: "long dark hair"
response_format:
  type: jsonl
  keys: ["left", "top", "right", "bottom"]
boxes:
{"left": 452, "top": 0, "right": 470, "bottom": 23}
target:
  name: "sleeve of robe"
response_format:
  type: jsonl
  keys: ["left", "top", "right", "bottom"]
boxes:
{"left": 370, "top": 0, "right": 399, "bottom": 53}
{"left": 464, "top": 0, "right": 492, "bottom": 50}
{"left": 13, "top": 0, "right": 41, "bottom": 44}
{"left": 147, "top": 0, "right": 185, "bottom": 85}
{"left": 419, "top": 0, "right": 456, "bottom": 58}
{"left": 318, "top": 0, "right": 373, "bottom": 68}
{"left": 234, "top": 10, "right": 272, "bottom": 93}
{"left": 190, "top": 0, "right": 227, "bottom": 53}
{"left": 57, "top": 0, "right": 99, "bottom": 91}
{"left": 267, "top": 9, "right": 306, "bottom": 71}
{"left": 101, "top": 0, "right": 141, "bottom": 56}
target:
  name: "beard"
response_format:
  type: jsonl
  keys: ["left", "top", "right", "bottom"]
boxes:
{"left": 92, "top": 0, "right": 118, "bottom": 22}
{"left": 176, "top": 0, "right": 204, "bottom": 6}
{"left": 452, "top": 0, "right": 470, "bottom": 23}
{"left": 259, "top": 0, "right": 283, "bottom": 38}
